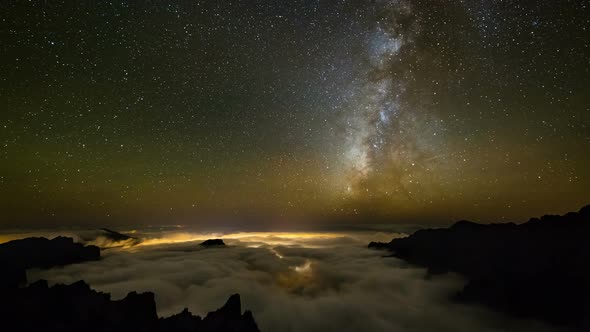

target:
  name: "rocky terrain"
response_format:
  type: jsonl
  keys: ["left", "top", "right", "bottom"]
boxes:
{"left": 3, "top": 279, "right": 259, "bottom": 332}
{"left": 370, "top": 205, "right": 590, "bottom": 329}
{"left": 0, "top": 236, "right": 100, "bottom": 288}
{"left": 0, "top": 236, "right": 260, "bottom": 332}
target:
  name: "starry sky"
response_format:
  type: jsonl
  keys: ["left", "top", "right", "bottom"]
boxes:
{"left": 1, "top": 0, "right": 589, "bottom": 227}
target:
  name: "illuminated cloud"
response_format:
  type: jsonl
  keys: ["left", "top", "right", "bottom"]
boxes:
{"left": 29, "top": 231, "right": 560, "bottom": 332}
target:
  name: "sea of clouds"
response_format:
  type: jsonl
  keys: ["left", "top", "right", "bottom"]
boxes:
{"left": 26, "top": 230, "right": 563, "bottom": 332}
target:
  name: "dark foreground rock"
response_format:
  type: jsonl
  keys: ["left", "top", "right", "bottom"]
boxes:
{"left": 2, "top": 279, "right": 260, "bottom": 332}
{"left": 370, "top": 205, "right": 590, "bottom": 329}
{"left": 0, "top": 236, "right": 261, "bottom": 332}
{"left": 200, "top": 239, "right": 226, "bottom": 247}
{"left": 0, "top": 236, "right": 100, "bottom": 288}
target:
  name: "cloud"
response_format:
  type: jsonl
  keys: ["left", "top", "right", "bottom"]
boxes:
{"left": 28, "top": 231, "right": 563, "bottom": 332}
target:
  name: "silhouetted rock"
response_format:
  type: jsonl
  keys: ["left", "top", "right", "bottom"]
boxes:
{"left": 200, "top": 239, "right": 226, "bottom": 247}
{"left": 98, "top": 228, "right": 141, "bottom": 247}
{"left": 159, "top": 308, "right": 203, "bottom": 332}
{"left": 160, "top": 295, "right": 260, "bottom": 332}
{"left": 367, "top": 241, "right": 390, "bottom": 250}
{"left": 1, "top": 280, "right": 260, "bottom": 332}
{"left": 0, "top": 236, "right": 100, "bottom": 288}
{"left": 0, "top": 236, "right": 260, "bottom": 332}
{"left": 100, "top": 227, "right": 133, "bottom": 241}
{"left": 370, "top": 205, "right": 590, "bottom": 329}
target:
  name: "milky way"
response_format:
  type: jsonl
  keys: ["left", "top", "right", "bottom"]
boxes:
{"left": 341, "top": 1, "right": 443, "bottom": 202}
{"left": 1, "top": 1, "right": 589, "bottom": 225}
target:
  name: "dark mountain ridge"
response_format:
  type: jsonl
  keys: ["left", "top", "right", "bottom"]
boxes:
{"left": 0, "top": 236, "right": 260, "bottom": 332}
{"left": 369, "top": 205, "right": 590, "bottom": 329}
{"left": 3, "top": 279, "right": 260, "bottom": 332}
{"left": 0, "top": 236, "right": 100, "bottom": 288}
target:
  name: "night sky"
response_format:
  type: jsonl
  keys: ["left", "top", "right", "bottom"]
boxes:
{"left": 1, "top": 1, "right": 589, "bottom": 226}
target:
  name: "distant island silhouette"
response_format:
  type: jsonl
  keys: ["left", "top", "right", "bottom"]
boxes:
{"left": 0, "top": 236, "right": 260, "bottom": 332}
{"left": 200, "top": 238, "right": 226, "bottom": 247}
{"left": 99, "top": 228, "right": 142, "bottom": 247}
{"left": 370, "top": 205, "right": 590, "bottom": 329}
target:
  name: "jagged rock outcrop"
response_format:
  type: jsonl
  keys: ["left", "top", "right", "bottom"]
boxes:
{"left": 2, "top": 280, "right": 260, "bottom": 332}
{"left": 370, "top": 205, "right": 590, "bottom": 329}
{"left": 160, "top": 308, "right": 203, "bottom": 332}
{"left": 161, "top": 293, "right": 259, "bottom": 332}
{"left": 0, "top": 236, "right": 100, "bottom": 288}
{"left": 200, "top": 239, "right": 226, "bottom": 247}
{"left": 0, "top": 236, "right": 261, "bottom": 332}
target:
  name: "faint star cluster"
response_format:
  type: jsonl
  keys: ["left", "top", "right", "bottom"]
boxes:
{"left": 0, "top": 0, "right": 589, "bottom": 225}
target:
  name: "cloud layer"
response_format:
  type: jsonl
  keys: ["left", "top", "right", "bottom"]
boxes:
{"left": 29, "top": 231, "right": 563, "bottom": 332}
